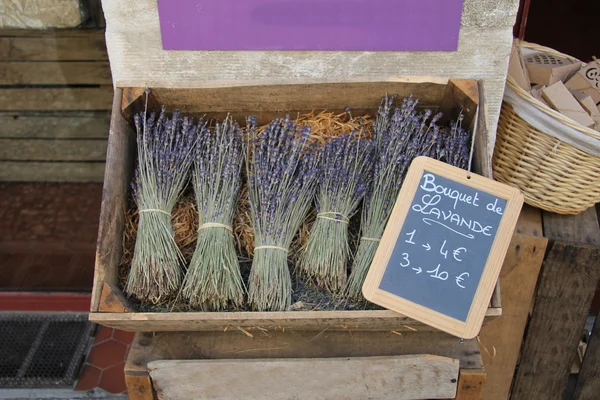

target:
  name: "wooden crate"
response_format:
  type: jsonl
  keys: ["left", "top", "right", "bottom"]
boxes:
{"left": 90, "top": 77, "right": 502, "bottom": 332}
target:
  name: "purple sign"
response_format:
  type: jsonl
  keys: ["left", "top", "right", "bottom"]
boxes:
{"left": 157, "top": 0, "right": 464, "bottom": 51}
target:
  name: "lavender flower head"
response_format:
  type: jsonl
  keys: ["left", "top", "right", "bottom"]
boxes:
{"left": 182, "top": 115, "right": 246, "bottom": 310}
{"left": 125, "top": 106, "right": 200, "bottom": 303}
{"left": 246, "top": 115, "right": 322, "bottom": 311}
{"left": 347, "top": 95, "right": 464, "bottom": 299}
{"left": 300, "top": 132, "right": 375, "bottom": 292}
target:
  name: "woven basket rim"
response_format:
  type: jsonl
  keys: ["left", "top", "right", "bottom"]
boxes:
{"left": 507, "top": 40, "right": 600, "bottom": 141}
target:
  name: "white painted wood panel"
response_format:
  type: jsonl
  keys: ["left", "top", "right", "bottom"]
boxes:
{"left": 101, "top": 0, "right": 518, "bottom": 153}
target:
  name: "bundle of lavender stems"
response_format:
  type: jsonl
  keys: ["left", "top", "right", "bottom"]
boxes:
{"left": 181, "top": 116, "right": 245, "bottom": 310}
{"left": 300, "top": 133, "right": 374, "bottom": 293}
{"left": 245, "top": 116, "right": 321, "bottom": 311}
{"left": 125, "top": 105, "right": 198, "bottom": 303}
{"left": 346, "top": 95, "right": 471, "bottom": 299}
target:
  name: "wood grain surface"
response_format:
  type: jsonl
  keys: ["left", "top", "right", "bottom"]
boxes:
{"left": 0, "top": 112, "right": 110, "bottom": 139}
{"left": 512, "top": 208, "right": 600, "bottom": 400}
{"left": 0, "top": 87, "right": 113, "bottom": 111}
{"left": 149, "top": 356, "right": 459, "bottom": 400}
{"left": 479, "top": 206, "right": 547, "bottom": 400}
{"left": 0, "top": 61, "right": 111, "bottom": 85}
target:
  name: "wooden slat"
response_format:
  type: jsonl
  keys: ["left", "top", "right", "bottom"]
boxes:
{"left": 91, "top": 88, "right": 135, "bottom": 310}
{"left": 0, "top": 112, "right": 110, "bottom": 139}
{"left": 573, "top": 309, "right": 600, "bottom": 400}
{"left": 98, "top": 282, "right": 132, "bottom": 312}
{"left": 134, "top": 79, "right": 449, "bottom": 117}
{"left": 479, "top": 206, "right": 547, "bottom": 400}
{"left": 543, "top": 208, "right": 600, "bottom": 246}
{"left": 455, "top": 369, "right": 486, "bottom": 400}
{"left": 0, "top": 139, "right": 107, "bottom": 161}
{"left": 0, "top": 62, "right": 111, "bottom": 85}
{"left": 149, "top": 356, "right": 459, "bottom": 400}
{"left": 0, "top": 35, "right": 108, "bottom": 61}
{"left": 511, "top": 241, "right": 600, "bottom": 400}
{"left": 125, "top": 330, "right": 484, "bottom": 373}
{"left": 125, "top": 373, "right": 156, "bottom": 400}
{"left": 0, "top": 29, "right": 107, "bottom": 38}
{"left": 0, "top": 87, "right": 113, "bottom": 111}
{"left": 90, "top": 307, "right": 502, "bottom": 332}
{"left": 0, "top": 161, "right": 105, "bottom": 182}
{"left": 474, "top": 80, "right": 492, "bottom": 177}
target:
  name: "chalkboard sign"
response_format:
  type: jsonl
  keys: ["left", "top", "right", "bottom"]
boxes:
{"left": 363, "top": 157, "right": 523, "bottom": 338}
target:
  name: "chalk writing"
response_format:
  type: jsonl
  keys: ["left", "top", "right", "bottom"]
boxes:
{"left": 379, "top": 171, "right": 507, "bottom": 322}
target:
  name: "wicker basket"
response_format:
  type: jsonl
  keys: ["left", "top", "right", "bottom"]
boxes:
{"left": 493, "top": 41, "right": 600, "bottom": 214}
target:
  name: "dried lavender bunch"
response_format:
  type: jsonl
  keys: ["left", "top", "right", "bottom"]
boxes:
{"left": 347, "top": 95, "right": 445, "bottom": 300}
{"left": 181, "top": 116, "right": 245, "bottom": 310}
{"left": 125, "top": 105, "right": 198, "bottom": 303}
{"left": 439, "top": 115, "right": 470, "bottom": 170}
{"left": 246, "top": 115, "right": 321, "bottom": 311}
{"left": 300, "top": 133, "right": 374, "bottom": 293}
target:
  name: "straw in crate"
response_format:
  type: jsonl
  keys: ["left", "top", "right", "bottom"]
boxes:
{"left": 494, "top": 41, "right": 600, "bottom": 214}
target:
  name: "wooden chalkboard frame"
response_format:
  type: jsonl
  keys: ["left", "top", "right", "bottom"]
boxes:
{"left": 363, "top": 156, "right": 523, "bottom": 338}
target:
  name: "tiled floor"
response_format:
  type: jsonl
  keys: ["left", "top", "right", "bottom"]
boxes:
{"left": 75, "top": 326, "right": 134, "bottom": 394}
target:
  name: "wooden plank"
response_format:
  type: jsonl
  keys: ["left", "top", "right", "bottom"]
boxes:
{"left": 455, "top": 369, "right": 486, "bottom": 400}
{"left": 511, "top": 242, "right": 600, "bottom": 400}
{"left": 98, "top": 282, "right": 132, "bottom": 312}
{"left": 125, "top": 373, "right": 156, "bottom": 400}
{"left": 0, "top": 112, "right": 110, "bottom": 139}
{"left": 0, "top": 35, "right": 108, "bottom": 61}
{"left": 479, "top": 231, "right": 547, "bottom": 399}
{"left": 0, "top": 139, "right": 107, "bottom": 161}
{"left": 515, "top": 204, "right": 543, "bottom": 236}
{"left": 148, "top": 79, "right": 450, "bottom": 115}
{"left": 125, "top": 330, "right": 483, "bottom": 373}
{"left": 91, "top": 89, "right": 135, "bottom": 310}
{"left": 573, "top": 309, "right": 600, "bottom": 400}
{"left": 474, "top": 80, "right": 492, "bottom": 177}
{"left": 543, "top": 208, "right": 600, "bottom": 246}
{"left": 0, "top": 87, "right": 113, "bottom": 111}
{"left": 149, "top": 356, "right": 459, "bottom": 400}
{"left": 0, "top": 30, "right": 108, "bottom": 38}
{"left": 0, "top": 161, "right": 105, "bottom": 182}
{"left": 0, "top": 62, "right": 112, "bottom": 85}
{"left": 90, "top": 307, "right": 501, "bottom": 332}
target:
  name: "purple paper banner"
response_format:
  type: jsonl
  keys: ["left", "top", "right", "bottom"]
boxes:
{"left": 157, "top": 0, "right": 464, "bottom": 51}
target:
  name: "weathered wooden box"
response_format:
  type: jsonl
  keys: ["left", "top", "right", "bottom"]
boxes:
{"left": 90, "top": 77, "right": 501, "bottom": 332}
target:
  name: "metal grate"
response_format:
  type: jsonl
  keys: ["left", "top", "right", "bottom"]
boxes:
{"left": 0, "top": 312, "right": 92, "bottom": 388}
